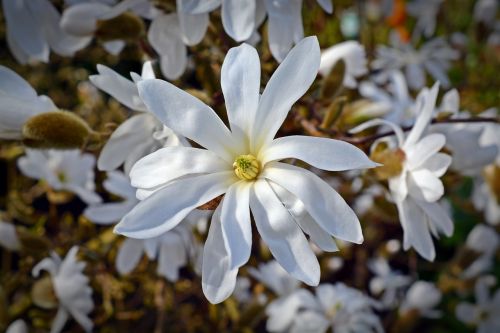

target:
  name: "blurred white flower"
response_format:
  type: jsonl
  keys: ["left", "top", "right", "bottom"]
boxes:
{"left": 406, "top": 0, "right": 442, "bottom": 39}
{"left": 474, "top": 0, "right": 498, "bottom": 27}
{"left": 352, "top": 83, "right": 453, "bottom": 261}
{"left": 0, "top": 220, "right": 20, "bottom": 251}
{"left": 5, "top": 320, "right": 28, "bottom": 333}
{"left": 83, "top": 171, "right": 204, "bottom": 281}
{"left": 90, "top": 61, "right": 187, "bottom": 173}
{"left": 18, "top": 149, "right": 101, "bottom": 205}
{"left": 372, "top": 34, "right": 459, "bottom": 90}
{"left": 115, "top": 37, "right": 376, "bottom": 303}
{"left": 463, "top": 224, "right": 499, "bottom": 279}
{"left": 456, "top": 276, "right": 500, "bottom": 333}
{"left": 266, "top": 282, "right": 383, "bottom": 333}
{"left": 32, "top": 246, "right": 94, "bottom": 333}
{"left": 319, "top": 41, "right": 368, "bottom": 88}
{"left": 0, "top": 65, "right": 56, "bottom": 140}
{"left": 1, "top": 0, "right": 90, "bottom": 64}
{"left": 368, "top": 257, "right": 411, "bottom": 308}
{"left": 400, "top": 281, "right": 442, "bottom": 318}
{"left": 249, "top": 260, "right": 301, "bottom": 297}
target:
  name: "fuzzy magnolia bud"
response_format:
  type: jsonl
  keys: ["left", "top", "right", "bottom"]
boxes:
{"left": 96, "top": 12, "right": 145, "bottom": 42}
{"left": 22, "top": 111, "right": 92, "bottom": 149}
{"left": 31, "top": 276, "right": 58, "bottom": 309}
{"left": 370, "top": 142, "right": 405, "bottom": 180}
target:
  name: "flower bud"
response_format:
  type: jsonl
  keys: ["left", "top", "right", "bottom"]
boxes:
{"left": 22, "top": 111, "right": 92, "bottom": 149}
{"left": 31, "top": 276, "right": 58, "bottom": 309}
{"left": 370, "top": 142, "right": 405, "bottom": 180}
{"left": 96, "top": 12, "right": 145, "bottom": 42}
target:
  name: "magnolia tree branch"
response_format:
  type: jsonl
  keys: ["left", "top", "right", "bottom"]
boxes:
{"left": 338, "top": 116, "right": 499, "bottom": 145}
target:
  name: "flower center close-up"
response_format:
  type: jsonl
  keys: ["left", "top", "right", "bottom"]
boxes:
{"left": 233, "top": 154, "right": 260, "bottom": 181}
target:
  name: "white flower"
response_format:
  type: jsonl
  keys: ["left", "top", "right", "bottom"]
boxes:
{"left": 456, "top": 276, "right": 500, "bottom": 333}
{"left": 0, "top": 65, "right": 56, "bottom": 140}
{"left": 5, "top": 320, "right": 28, "bottom": 333}
{"left": 32, "top": 246, "right": 94, "bottom": 333}
{"left": 1, "top": 0, "right": 90, "bottom": 64}
{"left": 115, "top": 37, "right": 376, "bottom": 303}
{"left": 462, "top": 224, "right": 499, "bottom": 279}
{"left": 319, "top": 41, "right": 368, "bottom": 88}
{"left": 368, "top": 257, "right": 411, "bottom": 309}
{"left": 18, "top": 149, "right": 101, "bottom": 205}
{"left": 400, "top": 281, "right": 442, "bottom": 318}
{"left": 352, "top": 83, "right": 454, "bottom": 261}
{"left": 406, "top": 0, "right": 443, "bottom": 38}
{"left": 90, "top": 61, "right": 187, "bottom": 173}
{"left": 266, "top": 283, "right": 383, "bottom": 333}
{"left": 84, "top": 171, "right": 203, "bottom": 281}
{"left": 0, "top": 220, "right": 21, "bottom": 251}
{"left": 372, "top": 34, "right": 459, "bottom": 90}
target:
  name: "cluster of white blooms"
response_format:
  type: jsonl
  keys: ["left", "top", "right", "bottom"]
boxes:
{"left": 0, "top": 1, "right": 499, "bottom": 332}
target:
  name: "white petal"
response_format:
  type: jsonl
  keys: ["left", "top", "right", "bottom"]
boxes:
{"left": 157, "top": 233, "right": 187, "bottom": 281}
{"left": 455, "top": 302, "right": 478, "bottom": 324}
{"left": 221, "top": 182, "right": 252, "bottom": 269}
{"left": 405, "top": 64, "right": 425, "bottom": 90}
{"left": 179, "top": 0, "right": 221, "bottom": 14}
{"left": 221, "top": 43, "right": 260, "bottom": 137}
{"left": 397, "top": 198, "right": 435, "bottom": 261}
{"left": 0, "top": 65, "right": 37, "bottom": 97}
{"left": 176, "top": 2, "right": 208, "bottom": 46}
{"left": 6, "top": 319, "right": 28, "bottom": 333}
{"left": 147, "top": 14, "right": 188, "bottom": 80}
{"left": 130, "top": 146, "right": 229, "bottom": 189}
{"left": 202, "top": 203, "right": 239, "bottom": 303}
{"left": 250, "top": 179, "right": 320, "bottom": 286}
{"left": 67, "top": 185, "right": 102, "bottom": 205}
{"left": 415, "top": 201, "right": 453, "bottom": 237}
{"left": 290, "top": 310, "right": 330, "bottom": 333}
{"left": 90, "top": 64, "right": 144, "bottom": 111}
{"left": 84, "top": 201, "right": 134, "bottom": 224}
{"left": 440, "top": 89, "right": 459, "bottom": 113}
{"left": 116, "top": 238, "right": 144, "bottom": 274}
{"left": 262, "top": 162, "right": 363, "bottom": 243}
{"left": 137, "top": 79, "right": 239, "bottom": 162}
{"left": 221, "top": 0, "right": 256, "bottom": 42}
{"left": 252, "top": 36, "right": 320, "bottom": 149}
{"left": 60, "top": 3, "right": 108, "bottom": 36}
{"left": 114, "top": 172, "right": 233, "bottom": 239}
{"left": 316, "top": 0, "right": 333, "bottom": 13}
{"left": 98, "top": 114, "right": 159, "bottom": 171}
{"left": 404, "top": 82, "right": 440, "bottom": 147}
{"left": 406, "top": 134, "right": 446, "bottom": 170}
{"left": 2, "top": 0, "right": 49, "bottom": 63}
{"left": 420, "top": 153, "right": 451, "bottom": 177}
{"left": 50, "top": 307, "right": 70, "bottom": 333}
{"left": 102, "top": 40, "right": 125, "bottom": 55}
{"left": 349, "top": 118, "right": 405, "bottom": 147}
{"left": 0, "top": 221, "right": 20, "bottom": 251}
{"left": 260, "top": 136, "right": 377, "bottom": 171}
{"left": 408, "top": 169, "right": 444, "bottom": 202}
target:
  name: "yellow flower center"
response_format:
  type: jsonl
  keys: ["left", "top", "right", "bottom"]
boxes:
{"left": 233, "top": 154, "right": 260, "bottom": 181}
{"left": 369, "top": 142, "right": 406, "bottom": 180}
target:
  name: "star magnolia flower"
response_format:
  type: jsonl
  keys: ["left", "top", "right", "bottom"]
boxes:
{"left": 352, "top": 83, "right": 454, "bottom": 261}
{"left": 266, "top": 283, "right": 383, "bottom": 333}
{"left": 1, "top": 0, "right": 90, "bottom": 64}
{"left": 462, "top": 224, "right": 499, "bottom": 279}
{"left": 372, "top": 34, "right": 459, "bottom": 90}
{"left": 90, "top": 61, "right": 187, "bottom": 173}
{"left": 18, "top": 149, "right": 101, "bottom": 205}
{"left": 368, "top": 257, "right": 412, "bottom": 309}
{"left": 456, "top": 276, "right": 500, "bottom": 333}
{"left": 115, "top": 37, "right": 377, "bottom": 303}
{"left": 32, "top": 246, "right": 94, "bottom": 333}
{"left": 400, "top": 281, "right": 442, "bottom": 318}
{"left": 318, "top": 40, "right": 368, "bottom": 89}
{"left": 406, "top": 0, "right": 443, "bottom": 39}
{"left": 83, "top": 171, "right": 204, "bottom": 281}
{"left": 0, "top": 65, "right": 56, "bottom": 140}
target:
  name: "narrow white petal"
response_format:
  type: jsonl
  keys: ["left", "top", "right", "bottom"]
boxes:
{"left": 415, "top": 201, "right": 453, "bottom": 237}
{"left": 420, "top": 153, "right": 451, "bottom": 177}
{"left": 261, "top": 136, "right": 377, "bottom": 171}
{"left": 221, "top": 182, "right": 252, "bottom": 269}
{"left": 60, "top": 3, "right": 107, "bottom": 36}
{"left": 177, "top": 4, "right": 208, "bottom": 46}
{"left": 316, "top": 0, "right": 333, "bottom": 13}
{"left": 84, "top": 201, "right": 134, "bottom": 224}
{"left": 221, "top": 0, "right": 256, "bottom": 42}
{"left": 157, "top": 234, "right": 187, "bottom": 281}
{"left": 250, "top": 179, "right": 320, "bottom": 286}
{"left": 130, "top": 146, "right": 230, "bottom": 189}
{"left": 408, "top": 169, "right": 444, "bottom": 202}
{"left": 221, "top": 43, "right": 260, "bottom": 137}
{"left": 262, "top": 162, "right": 363, "bottom": 243}
{"left": 115, "top": 172, "right": 233, "bottom": 239}
{"left": 253, "top": 36, "right": 320, "bottom": 150}
{"left": 116, "top": 238, "right": 144, "bottom": 274}
{"left": 179, "top": 0, "right": 222, "bottom": 14}
{"left": 406, "top": 134, "right": 446, "bottom": 170}
{"left": 202, "top": 204, "right": 239, "bottom": 303}
{"left": 50, "top": 307, "right": 70, "bottom": 333}
{"left": 137, "top": 79, "right": 239, "bottom": 162}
